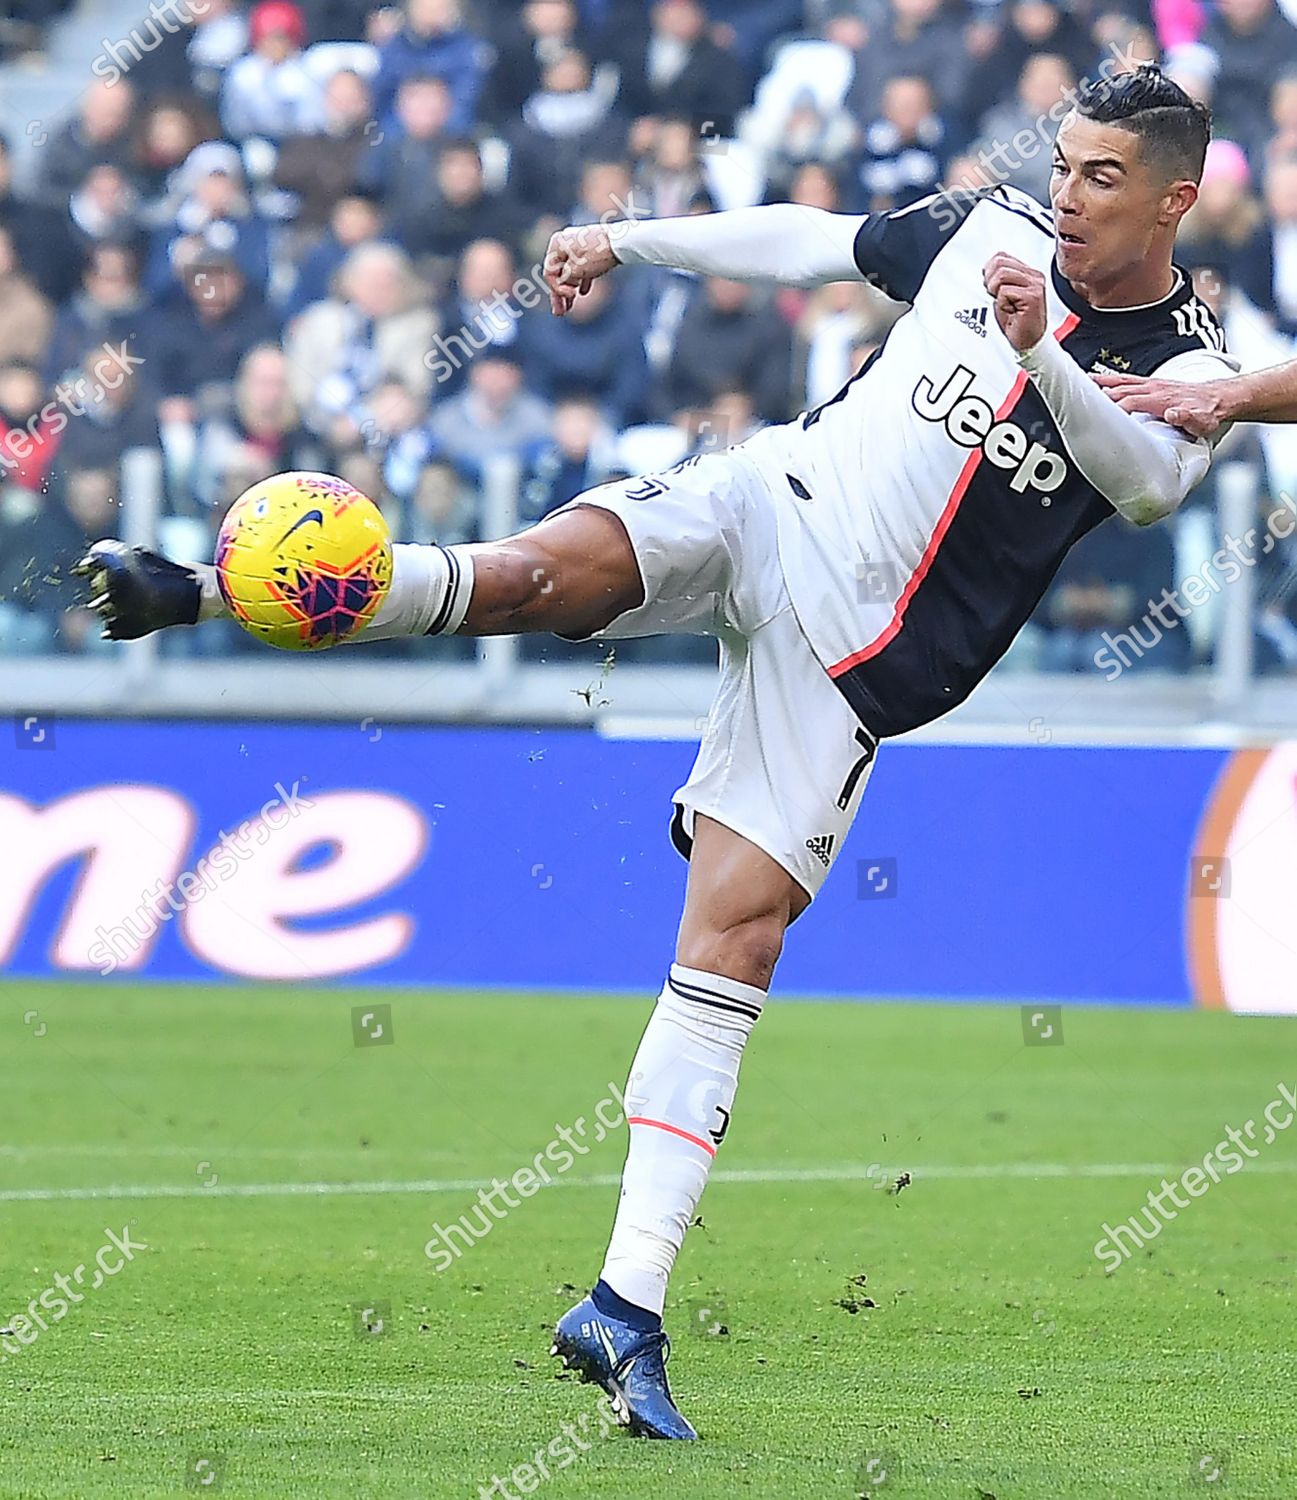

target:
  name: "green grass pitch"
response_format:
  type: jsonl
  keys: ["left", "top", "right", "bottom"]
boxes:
{"left": 2, "top": 981, "right": 1295, "bottom": 1498}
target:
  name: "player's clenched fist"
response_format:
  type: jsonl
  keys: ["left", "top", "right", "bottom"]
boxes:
{"left": 543, "top": 224, "right": 619, "bottom": 316}
{"left": 982, "top": 253, "right": 1047, "bottom": 354}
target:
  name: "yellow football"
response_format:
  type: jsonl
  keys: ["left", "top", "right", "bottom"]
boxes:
{"left": 214, "top": 471, "right": 393, "bottom": 651}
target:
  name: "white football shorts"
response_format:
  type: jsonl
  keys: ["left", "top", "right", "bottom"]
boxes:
{"left": 558, "top": 447, "right": 877, "bottom": 898}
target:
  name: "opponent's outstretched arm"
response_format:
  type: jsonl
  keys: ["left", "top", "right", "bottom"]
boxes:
{"left": 984, "top": 253, "right": 1239, "bottom": 526}
{"left": 544, "top": 206, "right": 865, "bottom": 314}
{"left": 1095, "top": 359, "right": 1297, "bottom": 437}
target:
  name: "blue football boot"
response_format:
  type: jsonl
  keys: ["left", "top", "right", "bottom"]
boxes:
{"left": 551, "top": 1294, "right": 698, "bottom": 1439}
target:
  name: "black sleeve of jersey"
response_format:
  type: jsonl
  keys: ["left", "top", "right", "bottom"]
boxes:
{"left": 1138, "top": 294, "right": 1230, "bottom": 373}
{"left": 851, "top": 188, "right": 983, "bottom": 303}
{"left": 1065, "top": 280, "right": 1232, "bottom": 378}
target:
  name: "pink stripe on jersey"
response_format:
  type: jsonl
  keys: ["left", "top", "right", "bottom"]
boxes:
{"left": 828, "top": 311, "right": 1082, "bottom": 679}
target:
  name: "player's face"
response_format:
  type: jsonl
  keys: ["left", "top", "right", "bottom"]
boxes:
{"left": 1049, "top": 112, "right": 1196, "bottom": 295}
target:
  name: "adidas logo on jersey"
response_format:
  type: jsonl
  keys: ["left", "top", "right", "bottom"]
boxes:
{"left": 806, "top": 834, "right": 836, "bottom": 868}
{"left": 954, "top": 305, "right": 988, "bottom": 337}
{"left": 912, "top": 364, "right": 1068, "bottom": 495}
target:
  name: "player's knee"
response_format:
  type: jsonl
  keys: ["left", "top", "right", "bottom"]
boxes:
{"left": 678, "top": 909, "right": 788, "bottom": 992}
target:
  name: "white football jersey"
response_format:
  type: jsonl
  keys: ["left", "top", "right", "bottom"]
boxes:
{"left": 739, "top": 185, "right": 1235, "bottom": 737}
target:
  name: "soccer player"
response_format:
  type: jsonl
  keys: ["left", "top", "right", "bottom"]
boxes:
{"left": 81, "top": 67, "right": 1236, "bottom": 1440}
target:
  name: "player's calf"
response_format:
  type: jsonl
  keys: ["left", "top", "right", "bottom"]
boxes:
{"left": 460, "top": 508, "right": 643, "bottom": 638}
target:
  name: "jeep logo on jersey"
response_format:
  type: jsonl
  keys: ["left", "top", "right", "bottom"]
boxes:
{"left": 911, "top": 365, "right": 1067, "bottom": 495}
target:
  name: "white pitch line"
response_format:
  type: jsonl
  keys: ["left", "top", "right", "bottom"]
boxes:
{"left": 2, "top": 1159, "right": 1295, "bottom": 1203}
{"left": 0, "top": 1144, "right": 463, "bottom": 1160}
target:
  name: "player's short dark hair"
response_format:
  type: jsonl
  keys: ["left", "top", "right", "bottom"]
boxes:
{"left": 1075, "top": 65, "right": 1211, "bottom": 183}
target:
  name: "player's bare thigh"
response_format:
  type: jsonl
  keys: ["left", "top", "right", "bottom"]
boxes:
{"left": 676, "top": 815, "right": 810, "bottom": 991}
{"left": 458, "top": 504, "right": 644, "bottom": 638}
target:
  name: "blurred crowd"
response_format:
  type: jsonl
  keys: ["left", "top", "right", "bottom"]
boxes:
{"left": 2, "top": 0, "right": 1297, "bottom": 668}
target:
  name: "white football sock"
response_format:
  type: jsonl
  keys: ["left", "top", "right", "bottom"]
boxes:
{"left": 600, "top": 963, "right": 765, "bottom": 1316}
{"left": 361, "top": 543, "right": 475, "bottom": 640}
{"left": 194, "top": 563, "right": 230, "bottom": 622}
{"left": 192, "top": 545, "right": 474, "bottom": 636}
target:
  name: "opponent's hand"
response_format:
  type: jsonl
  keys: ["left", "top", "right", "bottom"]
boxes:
{"left": 543, "top": 223, "right": 619, "bottom": 316}
{"left": 982, "top": 253, "right": 1048, "bottom": 353}
{"left": 1093, "top": 371, "right": 1229, "bottom": 437}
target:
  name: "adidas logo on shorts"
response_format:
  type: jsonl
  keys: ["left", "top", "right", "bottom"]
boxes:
{"left": 805, "top": 834, "right": 836, "bottom": 868}
{"left": 954, "top": 305, "right": 988, "bottom": 337}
